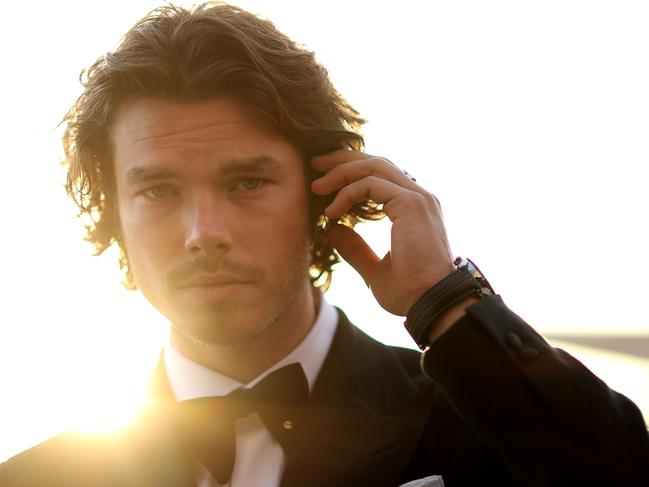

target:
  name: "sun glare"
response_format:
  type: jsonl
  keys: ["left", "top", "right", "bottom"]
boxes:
{"left": 64, "top": 394, "right": 147, "bottom": 435}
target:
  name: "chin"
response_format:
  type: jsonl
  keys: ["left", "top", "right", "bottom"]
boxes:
{"left": 171, "top": 309, "right": 276, "bottom": 347}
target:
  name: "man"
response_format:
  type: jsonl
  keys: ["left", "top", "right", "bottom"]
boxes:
{"left": 1, "top": 3, "right": 647, "bottom": 486}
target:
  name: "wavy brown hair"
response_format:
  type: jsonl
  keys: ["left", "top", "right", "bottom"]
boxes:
{"left": 63, "top": 2, "right": 383, "bottom": 290}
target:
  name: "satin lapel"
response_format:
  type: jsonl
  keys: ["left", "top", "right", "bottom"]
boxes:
{"left": 280, "top": 310, "right": 435, "bottom": 487}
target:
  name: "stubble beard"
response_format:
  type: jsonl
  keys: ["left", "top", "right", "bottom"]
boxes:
{"left": 170, "top": 246, "right": 313, "bottom": 348}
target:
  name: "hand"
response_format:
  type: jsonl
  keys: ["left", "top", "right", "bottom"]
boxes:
{"left": 311, "top": 150, "right": 455, "bottom": 316}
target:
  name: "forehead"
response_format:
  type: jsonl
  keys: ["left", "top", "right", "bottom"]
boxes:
{"left": 109, "top": 97, "right": 300, "bottom": 167}
{"left": 110, "top": 98, "right": 305, "bottom": 190}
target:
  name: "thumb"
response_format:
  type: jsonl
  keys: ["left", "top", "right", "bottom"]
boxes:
{"left": 326, "top": 224, "right": 380, "bottom": 284}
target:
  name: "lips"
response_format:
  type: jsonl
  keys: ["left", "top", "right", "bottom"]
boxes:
{"left": 179, "top": 273, "right": 253, "bottom": 288}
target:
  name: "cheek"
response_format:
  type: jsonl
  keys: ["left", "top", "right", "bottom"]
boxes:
{"left": 249, "top": 208, "right": 311, "bottom": 257}
{"left": 119, "top": 209, "right": 178, "bottom": 271}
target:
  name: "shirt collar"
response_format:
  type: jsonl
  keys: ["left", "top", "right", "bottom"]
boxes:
{"left": 164, "top": 297, "right": 339, "bottom": 401}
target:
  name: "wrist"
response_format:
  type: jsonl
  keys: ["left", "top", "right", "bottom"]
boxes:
{"left": 426, "top": 295, "right": 480, "bottom": 343}
{"left": 404, "top": 257, "right": 494, "bottom": 350}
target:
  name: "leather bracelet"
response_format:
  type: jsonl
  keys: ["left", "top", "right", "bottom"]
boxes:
{"left": 405, "top": 268, "right": 484, "bottom": 350}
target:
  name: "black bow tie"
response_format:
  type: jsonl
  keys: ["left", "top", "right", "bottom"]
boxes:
{"left": 172, "top": 363, "right": 309, "bottom": 484}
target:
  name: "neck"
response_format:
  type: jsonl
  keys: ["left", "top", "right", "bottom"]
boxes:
{"left": 169, "top": 286, "right": 318, "bottom": 383}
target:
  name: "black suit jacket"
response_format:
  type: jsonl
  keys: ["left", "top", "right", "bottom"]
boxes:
{"left": 2, "top": 295, "right": 648, "bottom": 486}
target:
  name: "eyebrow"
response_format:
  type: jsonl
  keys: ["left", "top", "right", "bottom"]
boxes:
{"left": 219, "top": 155, "right": 283, "bottom": 176}
{"left": 125, "top": 155, "right": 284, "bottom": 185}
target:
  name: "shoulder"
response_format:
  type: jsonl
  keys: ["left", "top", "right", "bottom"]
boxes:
{"left": 325, "top": 307, "right": 437, "bottom": 415}
{"left": 1, "top": 413, "right": 193, "bottom": 487}
{"left": 334, "top": 307, "right": 429, "bottom": 381}
{"left": 0, "top": 433, "right": 106, "bottom": 486}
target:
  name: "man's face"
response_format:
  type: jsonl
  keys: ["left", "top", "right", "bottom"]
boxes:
{"left": 111, "top": 97, "right": 313, "bottom": 345}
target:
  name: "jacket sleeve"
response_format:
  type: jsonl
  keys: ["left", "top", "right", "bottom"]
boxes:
{"left": 420, "top": 294, "right": 649, "bottom": 485}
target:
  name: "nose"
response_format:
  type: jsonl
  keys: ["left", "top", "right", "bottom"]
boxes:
{"left": 184, "top": 193, "right": 232, "bottom": 256}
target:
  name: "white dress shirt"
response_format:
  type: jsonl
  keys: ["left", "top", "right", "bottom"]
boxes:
{"left": 163, "top": 298, "right": 339, "bottom": 487}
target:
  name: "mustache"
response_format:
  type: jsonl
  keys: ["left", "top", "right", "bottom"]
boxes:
{"left": 167, "top": 256, "right": 262, "bottom": 286}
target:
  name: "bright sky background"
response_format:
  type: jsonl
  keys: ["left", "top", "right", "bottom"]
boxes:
{"left": 1, "top": 0, "right": 647, "bottom": 460}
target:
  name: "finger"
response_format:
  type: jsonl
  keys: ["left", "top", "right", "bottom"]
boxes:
{"left": 326, "top": 224, "right": 380, "bottom": 284}
{"left": 325, "top": 176, "right": 424, "bottom": 219}
{"left": 311, "top": 149, "right": 373, "bottom": 172}
{"left": 311, "top": 157, "right": 420, "bottom": 196}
